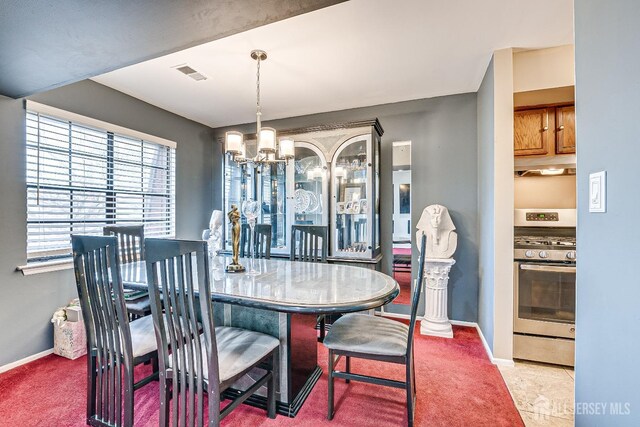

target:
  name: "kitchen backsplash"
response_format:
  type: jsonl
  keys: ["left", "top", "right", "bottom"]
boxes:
{"left": 514, "top": 175, "right": 576, "bottom": 209}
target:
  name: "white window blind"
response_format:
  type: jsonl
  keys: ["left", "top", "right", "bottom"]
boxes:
{"left": 26, "top": 106, "right": 176, "bottom": 261}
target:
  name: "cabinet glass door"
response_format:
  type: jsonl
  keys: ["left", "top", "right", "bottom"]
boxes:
{"left": 293, "top": 143, "right": 327, "bottom": 227}
{"left": 332, "top": 135, "right": 371, "bottom": 258}
{"left": 259, "top": 162, "right": 288, "bottom": 253}
{"left": 223, "top": 155, "right": 255, "bottom": 250}
{"left": 224, "top": 153, "right": 288, "bottom": 254}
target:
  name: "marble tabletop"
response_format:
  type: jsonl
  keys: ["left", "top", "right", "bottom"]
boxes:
{"left": 121, "top": 256, "right": 399, "bottom": 314}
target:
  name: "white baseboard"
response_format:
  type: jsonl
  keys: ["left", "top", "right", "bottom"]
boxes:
{"left": 450, "top": 319, "right": 477, "bottom": 327}
{"left": 0, "top": 348, "right": 54, "bottom": 374}
{"left": 491, "top": 357, "right": 515, "bottom": 367}
{"left": 376, "top": 315, "right": 515, "bottom": 367}
{"left": 473, "top": 323, "right": 515, "bottom": 367}
{"left": 378, "top": 310, "right": 411, "bottom": 320}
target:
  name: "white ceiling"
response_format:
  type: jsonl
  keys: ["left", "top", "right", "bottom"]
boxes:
{"left": 92, "top": 0, "right": 574, "bottom": 128}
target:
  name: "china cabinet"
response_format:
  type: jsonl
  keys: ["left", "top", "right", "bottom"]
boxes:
{"left": 223, "top": 119, "right": 383, "bottom": 268}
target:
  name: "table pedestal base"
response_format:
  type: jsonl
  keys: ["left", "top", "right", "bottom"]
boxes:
{"left": 420, "top": 258, "right": 456, "bottom": 339}
{"left": 219, "top": 305, "right": 319, "bottom": 417}
{"left": 224, "top": 366, "right": 322, "bottom": 417}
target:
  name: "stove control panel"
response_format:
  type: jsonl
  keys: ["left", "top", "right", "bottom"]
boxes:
{"left": 526, "top": 212, "right": 559, "bottom": 222}
{"left": 515, "top": 249, "right": 577, "bottom": 262}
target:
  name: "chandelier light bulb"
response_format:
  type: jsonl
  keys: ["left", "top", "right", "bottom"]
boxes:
{"left": 279, "top": 137, "right": 295, "bottom": 159}
{"left": 225, "top": 131, "right": 243, "bottom": 155}
{"left": 258, "top": 127, "right": 277, "bottom": 154}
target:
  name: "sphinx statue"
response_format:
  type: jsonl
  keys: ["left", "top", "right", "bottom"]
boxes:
{"left": 416, "top": 204, "right": 457, "bottom": 259}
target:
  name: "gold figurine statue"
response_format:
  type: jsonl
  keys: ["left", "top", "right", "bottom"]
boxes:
{"left": 226, "top": 204, "right": 245, "bottom": 273}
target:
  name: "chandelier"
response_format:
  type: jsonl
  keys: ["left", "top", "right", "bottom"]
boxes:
{"left": 225, "top": 50, "right": 294, "bottom": 165}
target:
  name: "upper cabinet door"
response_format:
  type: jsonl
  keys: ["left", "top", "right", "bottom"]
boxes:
{"left": 556, "top": 105, "right": 576, "bottom": 154}
{"left": 514, "top": 108, "right": 551, "bottom": 156}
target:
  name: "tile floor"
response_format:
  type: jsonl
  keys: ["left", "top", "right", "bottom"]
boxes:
{"left": 499, "top": 360, "right": 575, "bottom": 426}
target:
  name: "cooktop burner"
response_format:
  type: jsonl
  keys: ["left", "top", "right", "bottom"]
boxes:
{"left": 514, "top": 236, "right": 576, "bottom": 247}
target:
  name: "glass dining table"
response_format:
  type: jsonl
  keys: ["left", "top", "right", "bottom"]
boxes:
{"left": 120, "top": 255, "right": 399, "bottom": 417}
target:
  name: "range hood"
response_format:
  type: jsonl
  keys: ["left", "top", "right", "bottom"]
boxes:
{"left": 514, "top": 154, "right": 576, "bottom": 176}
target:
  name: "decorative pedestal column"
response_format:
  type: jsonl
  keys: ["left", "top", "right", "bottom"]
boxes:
{"left": 420, "top": 258, "right": 456, "bottom": 338}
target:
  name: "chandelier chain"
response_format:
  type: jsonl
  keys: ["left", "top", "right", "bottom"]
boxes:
{"left": 256, "top": 57, "right": 261, "bottom": 115}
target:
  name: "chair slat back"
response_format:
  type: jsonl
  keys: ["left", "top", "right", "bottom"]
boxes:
{"left": 406, "top": 234, "right": 427, "bottom": 358}
{"left": 145, "top": 238, "right": 218, "bottom": 427}
{"left": 72, "top": 235, "right": 132, "bottom": 426}
{"left": 240, "top": 223, "right": 272, "bottom": 259}
{"left": 290, "top": 225, "right": 328, "bottom": 263}
{"left": 104, "top": 225, "right": 145, "bottom": 264}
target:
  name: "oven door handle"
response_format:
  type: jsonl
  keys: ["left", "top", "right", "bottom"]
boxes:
{"left": 520, "top": 264, "right": 576, "bottom": 273}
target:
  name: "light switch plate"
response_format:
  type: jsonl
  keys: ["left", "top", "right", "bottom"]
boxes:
{"left": 589, "top": 171, "right": 606, "bottom": 213}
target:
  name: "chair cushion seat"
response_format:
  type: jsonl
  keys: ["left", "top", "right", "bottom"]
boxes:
{"left": 215, "top": 327, "right": 279, "bottom": 383}
{"left": 323, "top": 313, "right": 409, "bottom": 357}
{"left": 129, "top": 315, "right": 158, "bottom": 359}
{"left": 125, "top": 296, "right": 151, "bottom": 316}
{"left": 169, "top": 327, "right": 279, "bottom": 384}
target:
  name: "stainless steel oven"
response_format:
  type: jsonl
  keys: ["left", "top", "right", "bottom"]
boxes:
{"left": 514, "top": 262, "right": 576, "bottom": 339}
{"left": 513, "top": 209, "right": 576, "bottom": 366}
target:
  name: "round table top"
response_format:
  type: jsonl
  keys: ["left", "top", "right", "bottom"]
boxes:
{"left": 121, "top": 256, "right": 399, "bottom": 314}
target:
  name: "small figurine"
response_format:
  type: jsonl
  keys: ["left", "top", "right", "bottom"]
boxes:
{"left": 225, "top": 204, "right": 245, "bottom": 273}
{"left": 208, "top": 210, "right": 224, "bottom": 256}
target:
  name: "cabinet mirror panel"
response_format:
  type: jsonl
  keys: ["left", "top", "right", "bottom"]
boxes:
{"left": 391, "top": 141, "right": 412, "bottom": 306}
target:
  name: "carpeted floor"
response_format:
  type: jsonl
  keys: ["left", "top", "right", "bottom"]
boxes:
{"left": 0, "top": 325, "right": 522, "bottom": 427}
{"left": 393, "top": 271, "right": 412, "bottom": 305}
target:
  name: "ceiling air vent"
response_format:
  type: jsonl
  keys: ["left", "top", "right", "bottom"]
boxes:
{"left": 174, "top": 64, "right": 207, "bottom": 81}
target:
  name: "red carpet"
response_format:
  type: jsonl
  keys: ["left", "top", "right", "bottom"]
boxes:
{"left": 0, "top": 325, "right": 522, "bottom": 427}
{"left": 393, "top": 271, "right": 412, "bottom": 305}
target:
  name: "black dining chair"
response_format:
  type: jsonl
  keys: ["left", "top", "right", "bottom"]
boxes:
{"left": 290, "top": 224, "right": 329, "bottom": 341}
{"left": 290, "top": 225, "right": 328, "bottom": 262}
{"left": 323, "top": 234, "right": 427, "bottom": 427}
{"left": 240, "top": 223, "right": 272, "bottom": 259}
{"left": 144, "top": 238, "right": 279, "bottom": 427}
{"left": 103, "top": 225, "right": 145, "bottom": 264}
{"left": 104, "top": 225, "right": 151, "bottom": 320}
{"left": 72, "top": 235, "right": 159, "bottom": 427}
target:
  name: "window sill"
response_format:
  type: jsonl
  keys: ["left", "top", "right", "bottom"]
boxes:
{"left": 16, "top": 259, "right": 73, "bottom": 276}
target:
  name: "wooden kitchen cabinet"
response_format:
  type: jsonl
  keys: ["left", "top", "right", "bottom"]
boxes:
{"left": 555, "top": 105, "right": 576, "bottom": 154}
{"left": 514, "top": 104, "right": 576, "bottom": 157}
{"left": 514, "top": 108, "right": 552, "bottom": 156}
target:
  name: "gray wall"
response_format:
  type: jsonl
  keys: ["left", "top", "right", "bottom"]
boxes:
{"left": 477, "top": 58, "right": 495, "bottom": 351}
{"left": 213, "top": 93, "right": 479, "bottom": 321}
{"left": 0, "top": 80, "right": 219, "bottom": 367}
{"left": 574, "top": 1, "right": 640, "bottom": 424}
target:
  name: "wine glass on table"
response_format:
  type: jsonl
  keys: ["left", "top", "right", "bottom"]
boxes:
{"left": 241, "top": 199, "right": 260, "bottom": 275}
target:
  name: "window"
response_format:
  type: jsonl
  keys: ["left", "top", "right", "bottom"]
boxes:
{"left": 25, "top": 102, "right": 176, "bottom": 262}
